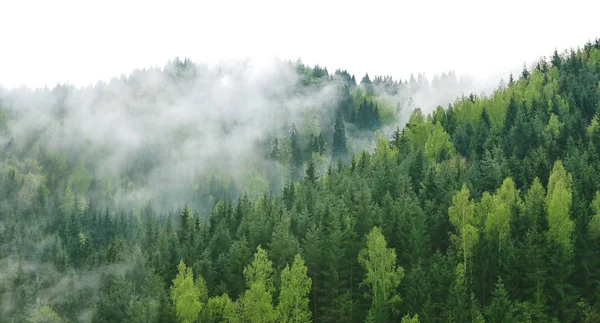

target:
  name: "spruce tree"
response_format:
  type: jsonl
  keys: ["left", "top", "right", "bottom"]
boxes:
{"left": 486, "top": 277, "right": 514, "bottom": 323}
{"left": 332, "top": 113, "right": 348, "bottom": 159}
{"left": 290, "top": 124, "right": 302, "bottom": 181}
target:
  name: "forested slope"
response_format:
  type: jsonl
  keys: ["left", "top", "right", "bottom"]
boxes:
{"left": 1, "top": 40, "right": 600, "bottom": 322}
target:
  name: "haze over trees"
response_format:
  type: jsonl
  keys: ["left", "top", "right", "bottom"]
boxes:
{"left": 1, "top": 39, "right": 600, "bottom": 322}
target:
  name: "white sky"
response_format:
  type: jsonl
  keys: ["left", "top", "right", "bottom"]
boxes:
{"left": 1, "top": 0, "right": 598, "bottom": 88}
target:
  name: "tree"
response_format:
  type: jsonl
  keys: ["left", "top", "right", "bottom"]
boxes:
{"left": 179, "top": 205, "right": 192, "bottom": 243}
{"left": 486, "top": 277, "right": 514, "bottom": 323}
{"left": 521, "top": 223, "right": 547, "bottom": 306}
{"left": 355, "top": 100, "right": 382, "bottom": 130}
{"left": 448, "top": 184, "right": 478, "bottom": 273}
{"left": 223, "top": 236, "right": 252, "bottom": 297}
{"left": 521, "top": 64, "right": 530, "bottom": 80}
{"left": 321, "top": 212, "right": 357, "bottom": 323}
{"left": 338, "top": 86, "right": 355, "bottom": 121}
{"left": 305, "top": 159, "right": 317, "bottom": 183}
{"left": 268, "top": 217, "right": 300, "bottom": 272}
{"left": 524, "top": 177, "right": 547, "bottom": 230}
{"left": 171, "top": 260, "right": 207, "bottom": 323}
{"left": 207, "top": 294, "right": 235, "bottom": 323}
{"left": 290, "top": 124, "right": 302, "bottom": 181}
{"left": 241, "top": 246, "right": 276, "bottom": 323}
{"left": 448, "top": 263, "right": 469, "bottom": 322}
{"left": 504, "top": 94, "right": 518, "bottom": 133}
{"left": 546, "top": 160, "right": 574, "bottom": 254}
{"left": 481, "top": 107, "right": 491, "bottom": 129}
{"left": 361, "top": 73, "right": 374, "bottom": 93}
{"left": 269, "top": 137, "right": 280, "bottom": 159}
{"left": 401, "top": 313, "right": 420, "bottom": 323}
{"left": 588, "top": 191, "right": 600, "bottom": 238}
{"left": 359, "top": 227, "right": 404, "bottom": 322}
{"left": 425, "top": 123, "right": 455, "bottom": 162}
{"left": 28, "top": 305, "right": 63, "bottom": 323}
{"left": 277, "top": 254, "right": 312, "bottom": 323}
{"left": 551, "top": 49, "right": 562, "bottom": 68}
{"left": 485, "top": 178, "right": 518, "bottom": 252}
{"left": 332, "top": 113, "right": 348, "bottom": 159}
{"left": 477, "top": 149, "right": 505, "bottom": 193}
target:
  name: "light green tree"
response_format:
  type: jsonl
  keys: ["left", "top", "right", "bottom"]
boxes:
{"left": 401, "top": 313, "right": 420, "bottom": 323}
{"left": 27, "top": 304, "right": 63, "bottom": 323}
{"left": 277, "top": 254, "right": 312, "bottom": 323}
{"left": 171, "top": 260, "right": 206, "bottom": 323}
{"left": 545, "top": 161, "right": 574, "bottom": 253}
{"left": 544, "top": 113, "right": 562, "bottom": 139}
{"left": 208, "top": 293, "right": 235, "bottom": 323}
{"left": 485, "top": 178, "right": 519, "bottom": 252}
{"left": 425, "top": 123, "right": 455, "bottom": 162}
{"left": 449, "top": 184, "right": 478, "bottom": 272}
{"left": 359, "top": 226, "right": 404, "bottom": 322}
{"left": 524, "top": 177, "right": 546, "bottom": 226}
{"left": 242, "top": 245, "right": 276, "bottom": 323}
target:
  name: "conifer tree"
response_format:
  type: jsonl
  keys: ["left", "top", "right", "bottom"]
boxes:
{"left": 486, "top": 277, "right": 514, "bottom": 323}
{"left": 332, "top": 113, "right": 348, "bottom": 159}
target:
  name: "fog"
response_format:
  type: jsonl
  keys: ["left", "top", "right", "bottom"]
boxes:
{"left": 0, "top": 56, "right": 508, "bottom": 215}
{"left": 5, "top": 62, "right": 509, "bottom": 216}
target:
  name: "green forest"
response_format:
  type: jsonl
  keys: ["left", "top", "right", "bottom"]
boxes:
{"left": 1, "top": 39, "right": 600, "bottom": 322}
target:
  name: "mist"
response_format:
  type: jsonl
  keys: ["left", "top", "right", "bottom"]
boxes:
{"left": 0, "top": 57, "right": 508, "bottom": 215}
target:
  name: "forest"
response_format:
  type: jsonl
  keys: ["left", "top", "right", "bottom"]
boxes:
{"left": 1, "top": 39, "right": 600, "bottom": 322}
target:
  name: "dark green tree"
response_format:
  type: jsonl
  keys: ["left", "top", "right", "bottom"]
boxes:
{"left": 332, "top": 113, "right": 348, "bottom": 159}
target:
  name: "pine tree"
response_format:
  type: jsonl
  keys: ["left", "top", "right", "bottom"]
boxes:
{"left": 361, "top": 73, "right": 374, "bottom": 93}
{"left": 338, "top": 86, "right": 355, "bottom": 121}
{"left": 504, "top": 95, "right": 518, "bottom": 134}
{"left": 306, "top": 160, "right": 317, "bottom": 184}
{"left": 179, "top": 205, "right": 191, "bottom": 244}
{"left": 332, "top": 113, "right": 348, "bottom": 159}
{"left": 270, "top": 137, "right": 280, "bottom": 159}
{"left": 448, "top": 263, "right": 469, "bottom": 322}
{"left": 486, "top": 277, "right": 514, "bottom": 323}
{"left": 268, "top": 217, "right": 300, "bottom": 272}
{"left": 521, "top": 64, "right": 530, "bottom": 80}
{"left": 290, "top": 124, "right": 302, "bottom": 181}
{"left": 552, "top": 49, "right": 562, "bottom": 68}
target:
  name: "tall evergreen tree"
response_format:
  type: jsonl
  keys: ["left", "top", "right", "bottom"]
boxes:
{"left": 486, "top": 277, "right": 514, "bottom": 323}
{"left": 290, "top": 123, "right": 302, "bottom": 181}
{"left": 332, "top": 113, "right": 348, "bottom": 159}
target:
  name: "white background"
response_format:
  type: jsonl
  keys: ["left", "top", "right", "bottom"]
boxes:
{"left": 1, "top": 0, "right": 598, "bottom": 88}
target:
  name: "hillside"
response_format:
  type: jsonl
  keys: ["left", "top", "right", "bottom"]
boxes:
{"left": 1, "top": 39, "right": 600, "bottom": 322}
